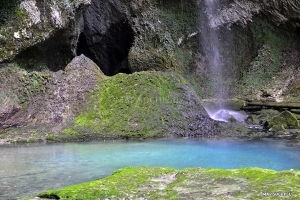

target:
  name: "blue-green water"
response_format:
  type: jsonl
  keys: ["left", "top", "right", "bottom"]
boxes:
{"left": 1, "top": 138, "right": 300, "bottom": 199}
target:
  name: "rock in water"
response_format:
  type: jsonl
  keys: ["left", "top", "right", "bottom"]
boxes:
{"left": 268, "top": 111, "right": 300, "bottom": 129}
{"left": 213, "top": 110, "right": 232, "bottom": 122}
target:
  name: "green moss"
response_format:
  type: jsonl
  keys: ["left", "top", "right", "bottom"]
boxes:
{"left": 14, "top": 7, "right": 28, "bottom": 20}
{"left": 238, "top": 18, "right": 297, "bottom": 97}
{"left": 289, "top": 80, "right": 300, "bottom": 98}
{"left": 37, "top": 167, "right": 300, "bottom": 200}
{"left": 64, "top": 71, "right": 187, "bottom": 140}
{"left": 268, "top": 111, "right": 299, "bottom": 129}
{"left": 0, "top": 0, "right": 21, "bottom": 27}
{"left": 248, "top": 109, "right": 281, "bottom": 125}
{"left": 62, "top": 128, "right": 77, "bottom": 136}
{"left": 129, "top": 46, "right": 176, "bottom": 72}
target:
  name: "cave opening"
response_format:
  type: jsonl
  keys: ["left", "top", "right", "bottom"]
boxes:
{"left": 76, "top": 20, "right": 135, "bottom": 76}
{"left": 14, "top": 29, "right": 75, "bottom": 72}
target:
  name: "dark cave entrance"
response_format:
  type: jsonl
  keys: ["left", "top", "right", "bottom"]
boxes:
{"left": 76, "top": 20, "right": 135, "bottom": 76}
{"left": 14, "top": 29, "right": 75, "bottom": 72}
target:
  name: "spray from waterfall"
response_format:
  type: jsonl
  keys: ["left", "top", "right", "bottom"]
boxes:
{"left": 200, "top": 0, "right": 246, "bottom": 123}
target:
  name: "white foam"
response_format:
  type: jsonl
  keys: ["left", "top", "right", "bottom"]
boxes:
{"left": 204, "top": 108, "right": 247, "bottom": 123}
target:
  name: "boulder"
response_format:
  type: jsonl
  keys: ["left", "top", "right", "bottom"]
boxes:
{"left": 1, "top": 55, "right": 105, "bottom": 133}
{"left": 62, "top": 71, "right": 223, "bottom": 140}
{"left": 268, "top": 110, "right": 299, "bottom": 129}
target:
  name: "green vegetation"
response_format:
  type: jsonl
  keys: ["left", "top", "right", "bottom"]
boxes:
{"left": 239, "top": 18, "right": 296, "bottom": 97}
{"left": 38, "top": 166, "right": 300, "bottom": 200}
{"left": 0, "top": 0, "right": 21, "bottom": 27}
{"left": 289, "top": 80, "right": 300, "bottom": 98}
{"left": 268, "top": 111, "right": 299, "bottom": 129}
{"left": 60, "top": 71, "right": 189, "bottom": 140}
{"left": 0, "top": 64, "right": 48, "bottom": 109}
{"left": 128, "top": 0, "right": 199, "bottom": 80}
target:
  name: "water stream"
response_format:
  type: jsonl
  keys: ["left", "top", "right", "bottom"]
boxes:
{"left": 1, "top": 138, "right": 300, "bottom": 199}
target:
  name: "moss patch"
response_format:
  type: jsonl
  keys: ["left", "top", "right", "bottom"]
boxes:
{"left": 268, "top": 111, "right": 299, "bottom": 129}
{"left": 62, "top": 71, "right": 189, "bottom": 140}
{"left": 38, "top": 167, "right": 300, "bottom": 200}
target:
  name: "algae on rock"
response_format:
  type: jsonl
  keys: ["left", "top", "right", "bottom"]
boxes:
{"left": 38, "top": 166, "right": 300, "bottom": 200}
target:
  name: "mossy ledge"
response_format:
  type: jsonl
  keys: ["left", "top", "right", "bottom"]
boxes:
{"left": 37, "top": 166, "right": 300, "bottom": 200}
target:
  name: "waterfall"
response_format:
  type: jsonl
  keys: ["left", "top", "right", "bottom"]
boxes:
{"left": 200, "top": 0, "right": 246, "bottom": 123}
{"left": 201, "top": 0, "right": 224, "bottom": 99}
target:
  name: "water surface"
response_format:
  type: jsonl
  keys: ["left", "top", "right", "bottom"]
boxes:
{"left": 1, "top": 138, "right": 300, "bottom": 199}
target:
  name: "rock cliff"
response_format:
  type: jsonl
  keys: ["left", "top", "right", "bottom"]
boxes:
{"left": 210, "top": 0, "right": 300, "bottom": 28}
{"left": 0, "top": 0, "right": 90, "bottom": 69}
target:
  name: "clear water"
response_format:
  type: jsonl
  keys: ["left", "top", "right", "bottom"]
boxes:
{"left": 1, "top": 138, "right": 300, "bottom": 199}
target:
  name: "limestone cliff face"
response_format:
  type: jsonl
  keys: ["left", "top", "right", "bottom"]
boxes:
{"left": 0, "top": 0, "right": 90, "bottom": 68}
{"left": 78, "top": 0, "right": 199, "bottom": 75}
{"left": 210, "top": 0, "right": 300, "bottom": 28}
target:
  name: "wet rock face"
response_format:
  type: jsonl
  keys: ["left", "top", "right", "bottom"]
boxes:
{"left": 77, "top": 0, "right": 135, "bottom": 76}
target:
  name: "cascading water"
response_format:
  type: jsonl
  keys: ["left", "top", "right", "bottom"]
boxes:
{"left": 200, "top": 0, "right": 246, "bottom": 122}
{"left": 201, "top": 0, "right": 223, "bottom": 98}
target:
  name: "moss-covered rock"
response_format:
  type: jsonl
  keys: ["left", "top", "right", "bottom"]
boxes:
{"left": 60, "top": 71, "right": 221, "bottom": 141}
{"left": 127, "top": 0, "right": 198, "bottom": 73}
{"left": 268, "top": 111, "right": 300, "bottom": 129}
{"left": 128, "top": 46, "right": 176, "bottom": 72}
{"left": 289, "top": 80, "right": 300, "bottom": 98}
{"left": 37, "top": 166, "right": 300, "bottom": 200}
{"left": 249, "top": 109, "right": 281, "bottom": 125}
